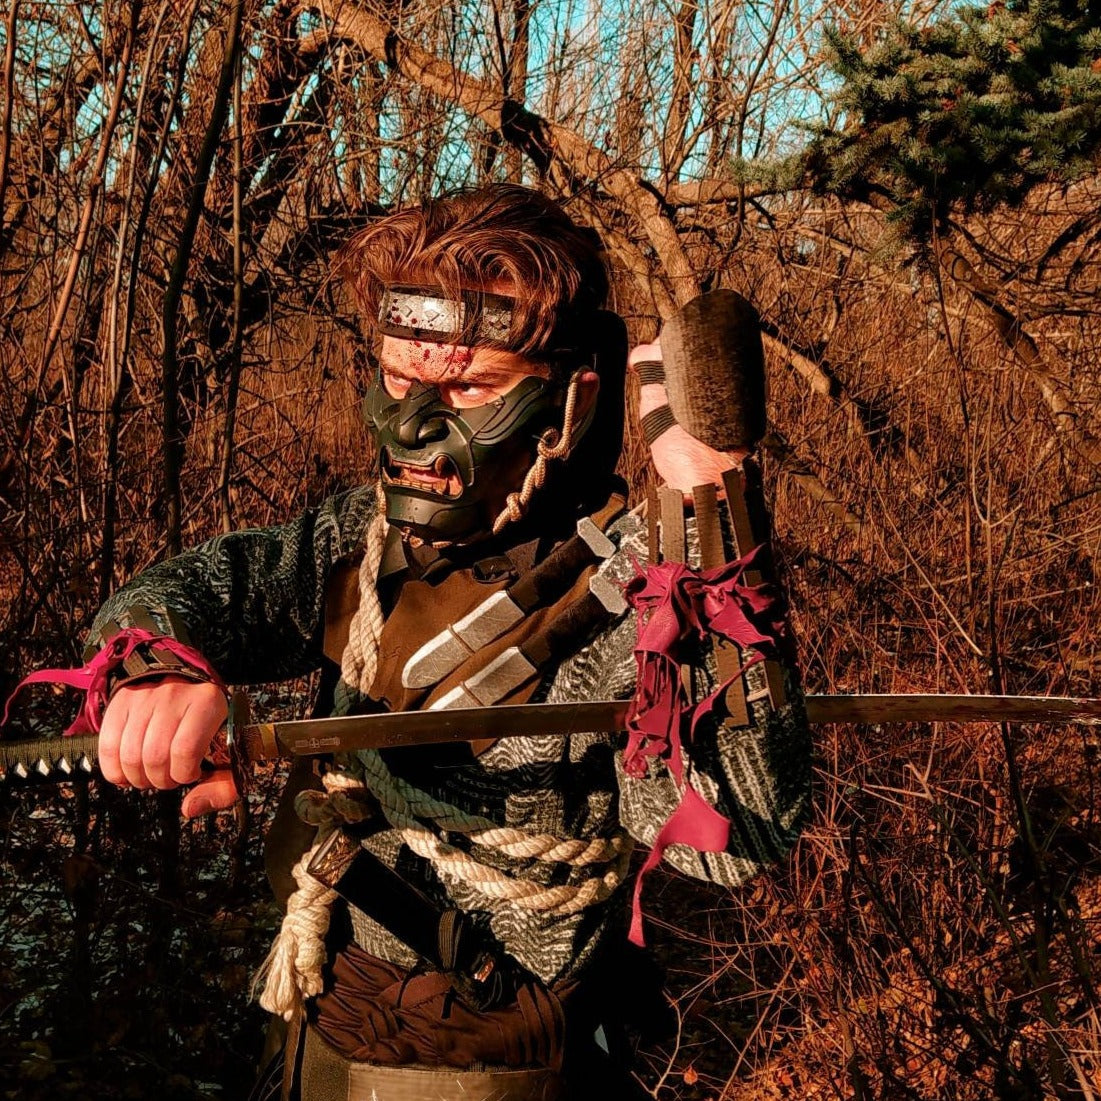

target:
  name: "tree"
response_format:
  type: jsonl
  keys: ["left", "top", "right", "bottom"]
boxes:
{"left": 806, "top": 0, "right": 1101, "bottom": 243}
{"left": 3, "top": 2, "right": 1101, "bottom": 1098}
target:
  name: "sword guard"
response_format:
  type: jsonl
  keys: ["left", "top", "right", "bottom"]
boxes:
{"left": 200, "top": 690, "right": 251, "bottom": 803}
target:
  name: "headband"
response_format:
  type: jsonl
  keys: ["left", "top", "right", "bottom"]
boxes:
{"left": 378, "top": 285, "right": 514, "bottom": 344}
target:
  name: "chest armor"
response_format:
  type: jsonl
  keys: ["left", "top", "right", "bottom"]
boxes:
{"left": 322, "top": 493, "right": 625, "bottom": 750}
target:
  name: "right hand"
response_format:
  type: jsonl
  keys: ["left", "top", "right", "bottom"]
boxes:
{"left": 98, "top": 677, "right": 236, "bottom": 817}
{"left": 630, "top": 341, "right": 748, "bottom": 497}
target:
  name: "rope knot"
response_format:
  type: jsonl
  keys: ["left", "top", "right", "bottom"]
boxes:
{"left": 536, "top": 426, "right": 563, "bottom": 458}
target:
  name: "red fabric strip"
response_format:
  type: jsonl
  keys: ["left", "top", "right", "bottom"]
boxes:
{"left": 2, "top": 628, "right": 225, "bottom": 736}
{"left": 622, "top": 545, "right": 788, "bottom": 945}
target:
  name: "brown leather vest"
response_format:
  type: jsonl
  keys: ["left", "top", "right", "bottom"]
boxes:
{"left": 322, "top": 496, "right": 624, "bottom": 751}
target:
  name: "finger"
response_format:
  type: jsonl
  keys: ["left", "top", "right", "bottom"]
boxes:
{"left": 181, "top": 770, "right": 238, "bottom": 818}
{"left": 628, "top": 339, "right": 662, "bottom": 369}
{"left": 169, "top": 690, "right": 228, "bottom": 785}
{"left": 142, "top": 700, "right": 188, "bottom": 789}
{"left": 638, "top": 376, "right": 671, "bottom": 420}
{"left": 117, "top": 702, "right": 153, "bottom": 789}
{"left": 98, "top": 691, "right": 131, "bottom": 787}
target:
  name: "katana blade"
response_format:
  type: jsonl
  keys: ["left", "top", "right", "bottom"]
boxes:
{"left": 5, "top": 694, "right": 1101, "bottom": 783}
{"left": 238, "top": 699, "right": 632, "bottom": 760}
{"left": 240, "top": 692, "right": 1101, "bottom": 760}
{"left": 804, "top": 693, "right": 1101, "bottom": 726}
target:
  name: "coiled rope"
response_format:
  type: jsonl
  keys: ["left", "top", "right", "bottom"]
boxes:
{"left": 491, "top": 369, "right": 585, "bottom": 534}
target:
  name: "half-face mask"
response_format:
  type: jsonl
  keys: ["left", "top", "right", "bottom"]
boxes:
{"left": 363, "top": 286, "right": 591, "bottom": 544}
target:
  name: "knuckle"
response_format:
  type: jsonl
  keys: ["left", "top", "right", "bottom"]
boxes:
{"left": 118, "top": 745, "right": 144, "bottom": 771}
{"left": 98, "top": 729, "right": 122, "bottom": 755}
{"left": 144, "top": 742, "right": 172, "bottom": 776}
{"left": 170, "top": 755, "right": 203, "bottom": 785}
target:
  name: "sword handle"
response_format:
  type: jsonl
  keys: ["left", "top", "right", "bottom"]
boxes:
{"left": 0, "top": 732, "right": 100, "bottom": 781}
{"left": 660, "top": 289, "right": 767, "bottom": 454}
{"left": 1, "top": 691, "right": 263, "bottom": 788}
{"left": 656, "top": 292, "right": 788, "bottom": 716}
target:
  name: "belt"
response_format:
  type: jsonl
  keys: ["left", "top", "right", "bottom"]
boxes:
{"left": 301, "top": 1023, "right": 565, "bottom": 1101}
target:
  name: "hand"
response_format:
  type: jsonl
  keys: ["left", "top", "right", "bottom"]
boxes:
{"left": 630, "top": 341, "right": 749, "bottom": 497}
{"left": 98, "top": 677, "right": 236, "bottom": 817}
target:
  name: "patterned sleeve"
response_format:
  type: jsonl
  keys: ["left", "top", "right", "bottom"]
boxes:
{"left": 562, "top": 510, "right": 813, "bottom": 887}
{"left": 615, "top": 668, "right": 812, "bottom": 887}
{"left": 88, "top": 485, "right": 378, "bottom": 685}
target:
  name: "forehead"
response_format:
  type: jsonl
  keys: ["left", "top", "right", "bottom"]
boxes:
{"left": 377, "top": 335, "right": 549, "bottom": 383}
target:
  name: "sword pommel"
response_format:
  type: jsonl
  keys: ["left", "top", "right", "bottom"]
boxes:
{"left": 661, "top": 289, "right": 767, "bottom": 454}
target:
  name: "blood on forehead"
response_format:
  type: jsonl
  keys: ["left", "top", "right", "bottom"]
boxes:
{"left": 376, "top": 336, "right": 474, "bottom": 379}
{"left": 378, "top": 335, "right": 548, "bottom": 384}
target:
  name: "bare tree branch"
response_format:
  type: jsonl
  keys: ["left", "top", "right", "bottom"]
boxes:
{"left": 309, "top": 0, "right": 700, "bottom": 304}
{"left": 940, "top": 247, "right": 1101, "bottom": 466}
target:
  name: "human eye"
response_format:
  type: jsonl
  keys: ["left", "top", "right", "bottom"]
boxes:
{"left": 440, "top": 380, "right": 497, "bottom": 408}
{"left": 382, "top": 371, "right": 411, "bottom": 399}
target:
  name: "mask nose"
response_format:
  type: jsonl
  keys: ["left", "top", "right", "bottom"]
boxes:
{"left": 395, "top": 382, "right": 450, "bottom": 447}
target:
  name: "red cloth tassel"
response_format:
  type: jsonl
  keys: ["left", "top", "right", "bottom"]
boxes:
{"left": 622, "top": 545, "right": 788, "bottom": 945}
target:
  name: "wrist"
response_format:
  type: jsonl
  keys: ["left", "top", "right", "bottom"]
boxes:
{"left": 638, "top": 383, "right": 669, "bottom": 419}
{"left": 96, "top": 628, "right": 226, "bottom": 701}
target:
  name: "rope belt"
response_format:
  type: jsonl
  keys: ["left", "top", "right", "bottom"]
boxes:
{"left": 256, "top": 763, "right": 632, "bottom": 1020}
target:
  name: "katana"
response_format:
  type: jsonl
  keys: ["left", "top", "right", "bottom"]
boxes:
{"left": 3, "top": 693, "right": 1101, "bottom": 783}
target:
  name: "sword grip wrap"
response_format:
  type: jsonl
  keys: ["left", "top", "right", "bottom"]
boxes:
{"left": 660, "top": 288, "right": 767, "bottom": 454}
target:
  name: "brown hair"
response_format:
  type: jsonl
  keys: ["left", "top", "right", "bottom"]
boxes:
{"left": 335, "top": 184, "right": 608, "bottom": 361}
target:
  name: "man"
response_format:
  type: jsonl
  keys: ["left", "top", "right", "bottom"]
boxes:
{"left": 86, "top": 184, "right": 811, "bottom": 1099}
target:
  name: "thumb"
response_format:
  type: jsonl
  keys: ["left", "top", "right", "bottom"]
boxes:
{"left": 181, "top": 768, "right": 239, "bottom": 817}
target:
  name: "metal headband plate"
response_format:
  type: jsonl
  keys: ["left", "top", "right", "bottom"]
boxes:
{"left": 378, "top": 285, "right": 514, "bottom": 344}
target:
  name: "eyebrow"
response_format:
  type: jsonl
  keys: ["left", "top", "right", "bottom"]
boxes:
{"left": 380, "top": 361, "right": 519, "bottom": 384}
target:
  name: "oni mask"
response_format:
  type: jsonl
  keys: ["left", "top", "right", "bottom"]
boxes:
{"left": 362, "top": 285, "right": 596, "bottom": 543}
{"left": 363, "top": 371, "right": 572, "bottom": 544}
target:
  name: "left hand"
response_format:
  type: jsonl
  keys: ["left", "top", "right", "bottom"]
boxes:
{"left": 630, "top": 341, "right": 748, "bottom": 496}
{"left": 99, "top": 677, "right": 237, "bottom": 817}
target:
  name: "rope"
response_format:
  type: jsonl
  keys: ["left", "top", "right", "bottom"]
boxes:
{"left": 396, "top": 823, "right": 628, "bottom": 915}
{"left": 253, "top": 771, "right": 372, "bottom": 1020}
{"left": 466, "top": 829, "right": 627, "bottom": 866}
{"left": 332, "top": 491, "right": 388, "bottom": 715}
{"left": 355, "top": 742, "right": 628, "bottom": 869}
{"left": 355, "top": 744, "right": 630, "bottom": 911}
{"left": 491, "top": 369, "right": 584, "bottom": 534}
{"left": 255, "top": 753, "right": 631, "bottom": 1015}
